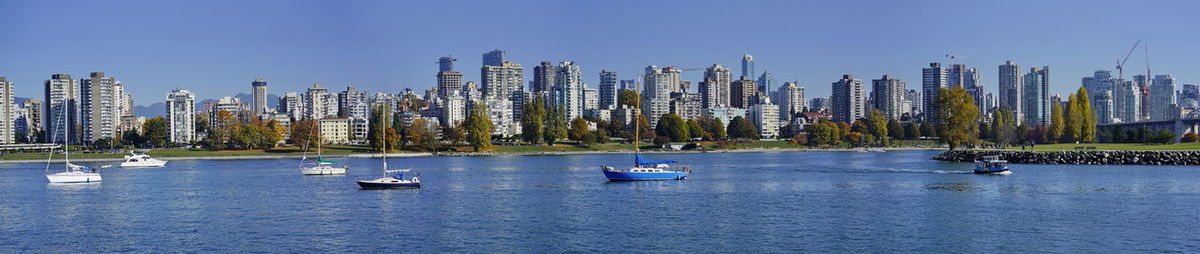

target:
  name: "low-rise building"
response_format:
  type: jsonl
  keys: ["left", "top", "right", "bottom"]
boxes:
{"left": 318, "top": 118, "right": 351, "bottom": 144}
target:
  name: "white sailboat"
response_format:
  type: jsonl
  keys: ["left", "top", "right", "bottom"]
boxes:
{"left": 299, "top": 124, "right": 347, "bottom": 175}
{"left": 45, "top": 106, "right": 101, "bottom": 184}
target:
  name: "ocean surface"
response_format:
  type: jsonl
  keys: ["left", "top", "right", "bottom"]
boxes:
{"left": 2, "top": 150, "right": 1199, "bottom": 253}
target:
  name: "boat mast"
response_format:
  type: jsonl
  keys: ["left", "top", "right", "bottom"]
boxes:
{"left": 633, "top": 76, "right": 641, "bottom": 167}
{"left": 381, "top": 108, "right": 388, "bottom": 176}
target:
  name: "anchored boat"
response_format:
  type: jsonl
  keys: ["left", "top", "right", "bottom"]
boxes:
{"left": 356, "top": 110, "right": 420, "bottom": 189}
{"left": 45, "top": 107, "right": 101, "bottom": 183}
{"left": 120, "top": 151, "right": 168, "bottom": 168}
{"left": 599, "top": 76, "right": 689, "bottom": 181}
{"left": 299, "top": 124, "right": 347, "bottom": 175}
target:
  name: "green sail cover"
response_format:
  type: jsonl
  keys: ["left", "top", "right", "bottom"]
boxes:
{"left": 316, "top": 158, "right": 338, "bottom": 163}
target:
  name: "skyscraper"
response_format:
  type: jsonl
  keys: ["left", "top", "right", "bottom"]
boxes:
{"left": 251, "top": 78, "right": 268, "bottom": 114}
{"left": 583, "top": 87, "right": 598, "bottom": 110}
{"left": 532, "top": 62, "right": 556, "bottom": 94}
{"left": 775, "top": 82, "right": 806, "bottom": 121}
{"left": 949, "top": 64, "right": 985, "bottom": 115}
{"left": 166, "top": 89, "right": 195, "bottom": 144}
{"left": 482, "top": 49, "right": 506, "bottom": 67}
{"left": 831, "top": 74, "right": 866, "bottom": 123}
{"left": 552, "top": 61, "right": 585, "bottom": 121}
{"left": 599, "top": 70, "right": 618, "bottom": 110}
{"left": 1022, "top": 67, "right": 1050, "bottom": 126}
{"left": 741, "top": 54, "right": 754, "bottom": 79}
{"left": 998, "top": 60, "right": 1023, "bottom": 124}
{"left": 438, "top": 56, "right": 456, "bottom": 72}
{"left": 338, "top": 86, "right": 368, "bottom": 120}
{"left": 871, "top": 75, "right": 906, "bottom": 120}
{"left": 436, "top": 71, "right": 463, "bottom": 99}
{"left": 643, "top": 65, "right": 681, "bottom": 126}
{"left": 304, "top": 83, "right": 334, "bottom": 120}
{"left": 20, "top": 99, "right": 42, "bottom": 141}
{"left": 699, "top": 64, "right": 732, "bottom": 109}
{"left": 481, "top": 62, "right": 524, "bottom": 100}
{"left": 921, "top": 63, "right": 949, "bottom": 122}
{"left": 730, "top": 76, "right": 758, "bottom": 109}
{"left": 1133, "top": 74, "right": 1151, "bottom": 121}
{"left": 757, "top": 70, "right": 775, "bottom": 95}
{"left": 278, "top": 92, "right": 302, "bottom": 120}
{"left": 1112, "top": 79, "right": 1141, "bottom": 123}
{"left": 0, "top": 77, "right": 13, "bottom": 144}
{"left": 1150, "top": 75, "right": 1177, "bottom": 120}
{"left": 81, "top": 72, "right": 121, "bottom": 142}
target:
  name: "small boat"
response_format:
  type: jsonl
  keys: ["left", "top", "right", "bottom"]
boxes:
{"left": 356, "top": 169, "right": 421, "bottom": 189}
{"left": 299, "top": 127, "right": 347, "bottom": 175}
{"left": 973, "top": 156, "right": 1011, "bottom": 174}
{"left": 120, "top": 151, "right": 168, "bottom": 168}
{"left": 45, "top": 109, "right": 101, "bottom": 183}
{"left": 600, "top": 154, "right": 690, "bottom": 181}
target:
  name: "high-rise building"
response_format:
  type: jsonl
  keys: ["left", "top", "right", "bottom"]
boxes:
{"left": 668, "top": 92, "right": 702, "bottom": 120}
{"left": 775, "top": 82, "right": 806, "bottom": 121}
{"left": 757, "top": 70, "right": 775, "bottom": 95}
{"left": 730, "top": 77, "right": 758, "bottom": 109}
{"left": 338, "top": 86, "right": 368, "bottom": 120}
{"left": 80, "top": 72, "right": 122, "bottom": 142}
{"left": 750, "top": 98, "right": 780, "bottom": 138}
{"left": 642, "top": 66, "right": 681, "bottom": 126}
{"left": 482, "top": 49, "right": 506, "bottom": 67}
{"left": 166, "top": 89, "right": 195, "bottom": 144}
{"left": 552, "top": 61, "right": 585, "bottom": 121}
{"left": 871, "top": 75, "right": 906, "bottom": 120}
{"left": 481, "top": 62, "right": 524, "bottom": 99}
{"left": 0, "top": 77, "right": 13, "bottom": 144}
{"left": 278, "top": 92, "right": 302, "bottom": 120}
{"left": 598, "top": 71, "right": 618, "bottom": 110}
{"left": 20, "top": 99, "right": 43, "bottom": 141}
{"left": 533, "top": 62, "right": 556, "bottom": 94}
{"left": 1179, "top": 84, "right": 1200, "bottom": 109}
{"left": 437, "top": 71, "right": 463, "bottom": 99}
{"left": 44, "top": 74, "right": 79, "bottom": 144}
{"left": 921, "top": 63, "right": 949, "bottom": 122}
{"left": 1133, "top": 74, "right": 1151, "bottom": 121}
{"left": 831, "top": 74, "right": 866, "bottom": 123}
{"left": 907, "top": 89, "right": 922, "bottom": 117}
{"left": 1094, "top": 91, "right": 1114, "bottom": 124}
{"left": 1150, "top": 75, "right": 1178, "bottom": 121}
{"left": 440, "top": 94, "right": 466, "bottom": 127}
{"left": 741, "top": 54, "right": 754, "bottom": 79}
{"left": 438, "top": 56, "right": 456, "bottom": 72}
{"left": 810, "top": 97, "right": 830, "bottom": 113}
{"left": 1022, "top": 66, "right": 1050, "bottom": 126}
{"left": 583, "top": 87, "right": 599, "bottom": 110}
{"left": 998, "top": 60, "right": 1023, "bottom": 123}
{"left": 949, "top": 64, "right": 985, "bottom": 115}
{"left": 700, "top": 64, "right": 733, "bottom": 109}
{"left": 1112, "top": 79, "right": 1141, "bottom": 123}
{"left": 251, "top": 78, "right": 269, "bottom": 114}
{"left": 304, "top": 83, "right": 334, "bottom": 120}
{"left": 484, "top": 98, "right": 515, "bottom": 136}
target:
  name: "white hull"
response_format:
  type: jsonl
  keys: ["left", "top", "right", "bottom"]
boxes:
{"left": 301, "top": 166, "right": 347, "bottom": 175}
{"left": 46, "top": 172, "right": 102, "bottom": 183}
{"left": 120, "top": 160, "right": 167, "bottom": 168}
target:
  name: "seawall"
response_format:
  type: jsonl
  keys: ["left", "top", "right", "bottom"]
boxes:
{"left": 932, "top": 150, "right": 1200, "bottom": 165}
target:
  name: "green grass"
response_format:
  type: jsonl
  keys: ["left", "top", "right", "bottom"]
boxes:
{"left": 1000, "top": 142, "right": 1200, "bottom": 152}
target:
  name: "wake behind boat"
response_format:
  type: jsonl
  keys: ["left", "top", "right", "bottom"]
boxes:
{"left": 120, "top": 151, "right": 167, "bottom": 168}
{"left": 973, "top": 156, "right": 1011, "bottom": 175}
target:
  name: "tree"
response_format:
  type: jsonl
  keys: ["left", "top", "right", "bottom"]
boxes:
{"left": 686, "top": 119, "right": 704, "bottom": 140}
{"left": 368, "top": 105, "right": 389, "bottom": 151}
{"left": 142, "top": 116, "right": 169, "bottom": 148}
{"left": 618, "top": 90, "right": 639, "bottom": 108}
{"left": 655, "top": 114, "right": 689, "bottom": 142}
{"left": 407, "top": 119, "right": 438, "bottom": 152}
{"left": 1076, "top": 87, "right": 1096, "bottom": 142}
{"left": 542, "top": 106, "right": 568, "bottom": 145}
{"left": 865, "top": 110, "right": 888, "bottom": 146}
{"left": 978, "top": 122, "right": 992, "bottom": 141}
{"left": 121, "top": 129, "right": 143, "bottom": 147}
{"left": 290, "top": 119, "right": 320, "bottom": 149}
{"left": 992, "top": 107, "right": 1016, "bottom": 147}
{"left": 464, "top": 102, "right": 495, "bottom": 152}
{"left": 790, "top": 133, "right": 809, "bottom": 145}
{"left": 1063, "top": 93, "right": 1081, "bottom": 142}
{"left": 726, "top": 116, "right": 759, "bottom": 140}
{"left": 1182, "top": 132, "right": 1198, "bottom": 143}
{"left": 1048, "top": 101, "right": 1065, "bottom": 143}
{"left": 568, "top": 117, "right": 590, "bottom": 141}
{"left": 934, "top": 87, "right": 980, "bottom": 150}
{"left": 698, "top": 116, "right": 726, "bottom": 140}
{"left": 904, "top": 123, "right": 919, "bottom": 140}
{"left": 887, "top": 119, "right": 903, "bottom": 140}
{"left": 521, "top": 97, "right": 546, "bottom": 144}
{"left": 806, "top": 119, "right": 841, "bottom": 146}
{"left": 920, "top": 122, "right": 936, "bottom": 139}
{"left": 634, "top": 114, "right": 655, "bottom": 141}
{"left": 441, "top": 122, "right": 466, "bottom": 145}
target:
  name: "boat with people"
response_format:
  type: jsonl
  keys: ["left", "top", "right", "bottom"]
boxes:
{"left": 599, "top": 77, "right": 690, "bottom": 181}
{"left": 973, "top": 155, "right": 1011, "bottom": 175}
{"left": 120, "top": 151, "right": 168, "bottom": 168}
{"left": 45, "top": 109, "right": 101, "bottom": 183}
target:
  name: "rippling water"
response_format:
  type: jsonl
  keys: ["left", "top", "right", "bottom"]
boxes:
{"left": 1, "top": 150, "right": 1198, "bottom": 252}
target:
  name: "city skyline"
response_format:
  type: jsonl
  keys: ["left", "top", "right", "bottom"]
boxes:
{"left": 1, "top": 0, "right": 1199, "bottom": 106}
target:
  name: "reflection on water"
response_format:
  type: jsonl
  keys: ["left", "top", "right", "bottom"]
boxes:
{"left": 1, "top": 150, "right": 1199, "bottom": 252}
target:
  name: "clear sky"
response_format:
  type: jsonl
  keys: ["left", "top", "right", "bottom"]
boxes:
{"left": 2, "top": 0, "right": 1197, "bottom": 105}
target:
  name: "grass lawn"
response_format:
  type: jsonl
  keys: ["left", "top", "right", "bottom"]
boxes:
{"left": 1001, "top": 142, "right": 1200, "bottom": 152}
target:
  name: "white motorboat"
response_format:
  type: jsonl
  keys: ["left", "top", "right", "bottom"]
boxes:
{"left": 120, "top": 151, "right": 168, "bottom": 168}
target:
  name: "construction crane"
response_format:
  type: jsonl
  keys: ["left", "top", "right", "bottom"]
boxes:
{"left": 1115, "top": 40, "right": 1141, "bottom": 80}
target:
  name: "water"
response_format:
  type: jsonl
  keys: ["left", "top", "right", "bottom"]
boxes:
{"left": 2, "top": 150, "right": 1199, "bottom": 253}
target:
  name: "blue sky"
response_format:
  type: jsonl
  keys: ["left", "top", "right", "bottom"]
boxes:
{"left": 2, "top": 0, "right": 1197, "bottom": 105}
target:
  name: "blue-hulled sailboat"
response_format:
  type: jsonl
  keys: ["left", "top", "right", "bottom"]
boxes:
{"left": 600, "top": 76, "right": 690, "bottom": 181}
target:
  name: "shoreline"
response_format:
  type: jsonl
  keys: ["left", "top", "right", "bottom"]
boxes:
{"left": 0, "top": 147, "right": 941, "bottom": 164}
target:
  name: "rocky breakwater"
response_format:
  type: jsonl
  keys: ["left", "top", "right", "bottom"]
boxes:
{"left": 932, "top": 150, "right": 1200, "bottom": 165}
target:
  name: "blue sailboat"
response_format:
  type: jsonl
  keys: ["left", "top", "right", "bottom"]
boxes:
{"left": 600, "top": 76, "right": 690, "bottom": 181}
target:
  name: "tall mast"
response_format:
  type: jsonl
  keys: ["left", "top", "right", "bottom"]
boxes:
{"left": 633, "top": 75, "right": 641, "bottom": 165}
{"left": 382, "top": 108, "right": 388, "bottom": 176}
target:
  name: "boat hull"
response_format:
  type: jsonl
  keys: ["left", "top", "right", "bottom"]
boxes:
{"left": 120, "top": 161, "right": 167, "bottom": 168}
{"left": 356, "top": 181, "right": 420, "bottom": 189}
{"left": 602, "top": 170, "right": 689, "bottom": 181}
{"left": 301, "top": 166, "right": 347, "bottom": 175}
{"left": 46, "top": 172, "right": 102, "bottom": 183}
{"left": 973, "top": 168, "right": 1011, "bottom": 174}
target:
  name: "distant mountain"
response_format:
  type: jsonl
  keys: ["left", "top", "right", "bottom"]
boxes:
{"left": 134, "top": 103, "right": 166, "bottom": 118}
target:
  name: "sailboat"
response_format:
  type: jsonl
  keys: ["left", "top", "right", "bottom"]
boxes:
{"left": 299, "top": 125, "right": 347, "bottom": 175}
{"left": 600, "top": 76, "right": 690, "bottom": 181}
{"left": 356, "top": 115, "right": 420, "bottom": 189}
{"left": 45, "top": 106, "right": 101, "bottom": 184}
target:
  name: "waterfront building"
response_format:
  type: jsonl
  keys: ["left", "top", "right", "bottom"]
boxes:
{"left": 166, "top": 89, "right": 195, "bottom": 144}
{"left": 584, "top": 109, "right": 612, "bottom": 123}
{"left": 1150, "top": 74, "right": 1178, "bottom": 121}
{"left": 700, "top": 64, "right": 733, "bottom": 108}
{"left": 583, "top": 87, "right": 598, "bottom": 110}
{"left": 1022, "top": 66, "right": 1050, "bottom": 126}
{"left": 44, "top": 74, "right": 79, "bottom": 144}
{"left": 552, "top": 61, "right": 586, "bottom": 121}
{"left": 730, "top": 77, "right": 758, "bottom": 109}
{"left": 642, "top": 65, "right": 681, "bottom": 126}
{"left": 703, "top": 107, "right": 748, "bottom": 125}
{"left": 921, "top": 63, "right": 949, "bottom": 122}
{"left": 81, "top": 72, "right": 122, "bottom": 142}
{"left": 318, "top": 118, "right": 351, "bottom": 144}
{"left": 0, "top": 77, "right": 13, "bottom": 144}
{"left": 750, "top": 98, "right": 780, "bottom": 138}
{"left": 669, "top": 92, "right": 702, "bottom": 120}
{"left": 775, "top": 82, "right": 806, "bottom": 121}
{"left": 610, "top": 106, "right": 635, "bottom": 126}
{"left": 619, "top": 79, "right": 637, "bottom": 92}
{"left": 303, "top": 83, "right": 336, "bottom": 120}
{"left": 338, "top": 86, "right": 368, "bottom": 120}
{"left": 831, "top": 74, "right": 866, "bottom": 123}
{"left": 598, "top": 70, "right": 618, "bottom": 110}
{"left": 998, "top": 60, "right": 1023, "bottom": 124}
{"left": 251, "top": 78, "right": 269, "bottom": 113}
{"left": 532, "top": 62, "right": 556, "bottom": 94}
{"left": 741, "top": 54, "right": 754, "bottom": 79}
{"left": 350, "top": 118, "right": 368, "bottom": 144}
{"left": 278, "top": 92, "right": 302, "bottom": 120}
{"left": 481, "top": 62, "right": 523, "bottom": 100}
{"left": 871, "top": 75, "right": 906, "bottom": 120}
{"left": 1180, "top": 84, "right": 1199, "bottom": 110}
{"left": 484, "top": 98, "right": 515, "bottom": 136}
{"left": 440, "top": 94, "right": 466, "bottom": 127}
{"left": 949, "top": 64, "right": 985, "bottom": 115}
{"left": 482, "top": 49, "right": 506, "bottom": 67}
{"left": 209, "top": 96, "right": 247, "bottom": 129}
{"left": 20, "top": 99, "right": 42, "bottom": 141}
